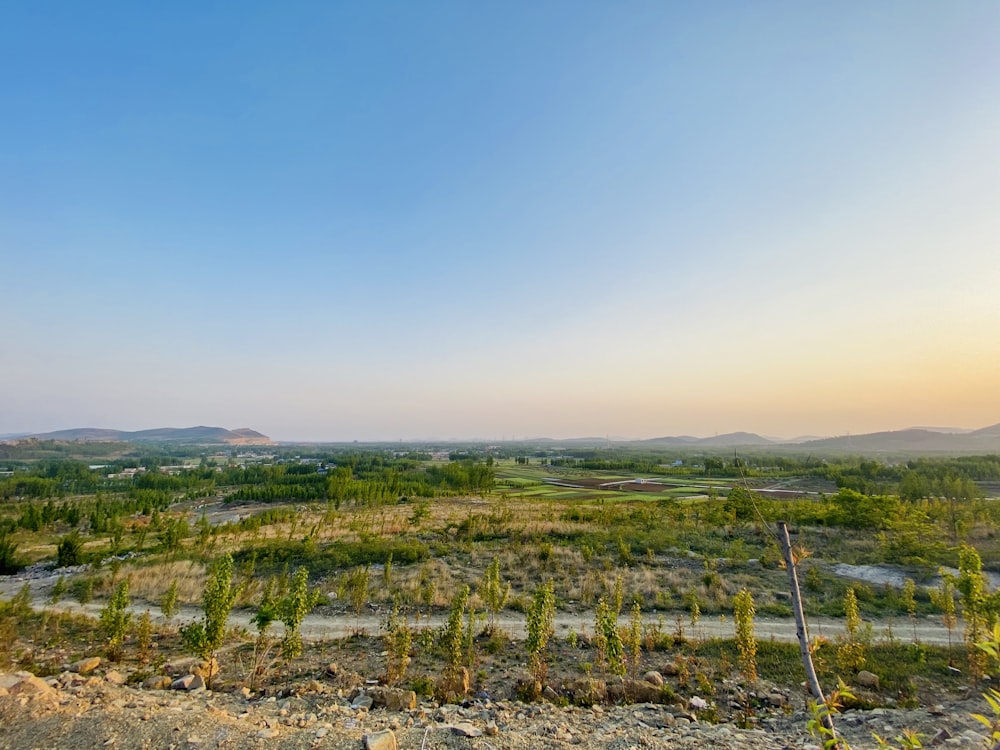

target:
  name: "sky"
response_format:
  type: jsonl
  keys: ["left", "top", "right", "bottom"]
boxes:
{"left": 2, "top": 2, "right": 999, "bottom": 442}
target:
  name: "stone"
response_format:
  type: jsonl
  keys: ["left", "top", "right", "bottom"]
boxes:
{"left": 9, "top": 674, "right": 56, "bottom": 697}
{"left": 143, "top": 676, "right": 172, "bottom": 690}
{"left": 368, "top": 686, "right": 417, "bottom": 711}
{"left": 767, "top": 692, "right": 787, "bottom": 707}
{"left": 450, "top": 723, "right": 483, "bottom": 737}
{"left": 436, "top": 668, "right": 470, "bottom": 703}
{"left": 566, "top": 677, "right": 607, "bottom": 706}
{"left": 856, "top": 670, "right": 880, "bottom": 690}
{"left": 171, "top": 674, "right": 205, "bottom": 691}
{"left": 326, "top": 663, "right": 339, "bottom": 677}
{"left": 542, "top": 685, "right": 560, "bottom": 702}
{"left": 931, "top": 729, "right": 951, "bottom": 747}
{"left": 624, "top": 678, "right": 661, "bottom": 703}
{"left": 69, "top": 657, "right": 102, "bottom": 675}
{"left": 351, "top": 692, "right": 374, "bottom": 710}
{"left": 256, "top": 728, "right": 279, "bottom": 739}
{"left": 485, "top": 720, "right": 498, "bottom": 736}
{"left": 191, "top": 659, "right": 218, "bottom": 680}
{"left": 642, "top": 670, "right": 664, "bottom": 687}
{"left": 105, "top": 670, "right": 127, "bottom": 686}
{"left": 662, "top": 662, "right": 680, "bottom": 676}
{"left": 363, "top": 730, "right": 397, "bottom": 750}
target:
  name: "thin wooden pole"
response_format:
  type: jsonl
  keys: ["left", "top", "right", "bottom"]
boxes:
{"left": 778, "top": 521, "right": 836, "bottom": 738}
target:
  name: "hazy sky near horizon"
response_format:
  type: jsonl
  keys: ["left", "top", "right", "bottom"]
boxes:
{"left": 2, "top": 2, "right": 999, "bottom": 442}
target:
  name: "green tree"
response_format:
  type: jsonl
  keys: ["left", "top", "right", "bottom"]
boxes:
{"left": 100, "top": 579, "right": 132, "bottom": 661}
{"left": 57, "top": 531, "right": 83, "bottom": 567}
{"left": 901, "top": 578, "right": 918, "bottom": 642}
{"left": 957, "top": 544, "right": 989, "bottom": 679}
{"left": 595, "top": 596, "right": 625, "bottom": 677}
{"left": 181, "top": 553, "right": 240, "bottom": 688}
{"left": 734, "top": 588, "right": 757, "bottom": 686}
{"left": 478, "top": 557, "right": 510, "bottom": 635}
{"left": 525, "top": 580, "right": 556, "bottom": 684}
{"left": 160, "top": 579, "right": 180, "bottom": 621}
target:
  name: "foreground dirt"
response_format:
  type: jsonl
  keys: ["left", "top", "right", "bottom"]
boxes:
{"left": 0, "top": 667, "right": 994, "bottom": 750}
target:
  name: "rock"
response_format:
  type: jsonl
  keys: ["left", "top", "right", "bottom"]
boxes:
{"left": 256, "top": 728, "right": 279, "bottom": 739}
{"left": 642, "top": 670, "right": 664, "bottom": 687}
{"left": 767, "top": 692, "right": 787, "bottom": 707}
{"left": 69, "top": 657, "right": 102, "bottom": 675}
{"left": 143, "top": 676, "right": 172, "bottom": 690}
{"left": 8, "top": 674, "right": 56, "bottom": 697}
{"left": 326, "top": 663, "right": 339, "bottom": 677}
{"left": 450, "top": 723, "right": 483, "bottom": 737}
{"left": 351, "top": 692, "right": 374, "bottom": 710}
{"left": 930, "top": 728, "right": 951, "bottom": 746}
{"left": 542, "top": 685, "right": 560, "bottom": 702}
{"left": 171, "top": 674, "right": 205, "bottom": 691}
{"left": 191, "top": 659, "right": 218, "bottom": 680}
{"left": 436, "top": 668, "right": 470, "bottom": 703}
{"left": 662, "top": 662, "right": 680, "bottom": 676}
{"left": 566, "top": 678, "right": 606, "bottom": 706}
{"left": 363, "top": 730, "right": 397, "bottom": 750}
{"left": 856, "top": 670, "right": 880, "bottom": 690}
{"left": 485, "top": 720, "right": 498, "bottom": 736}
{"left": 624, "top": 678, "right": 662, "bottom": 703}
{"left": 368, "top": 686, "right": 417, "bottom": 711}
{"left": 104, "top": 670, "right": 127, "bottom": 686}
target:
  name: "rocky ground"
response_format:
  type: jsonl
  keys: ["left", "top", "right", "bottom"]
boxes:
{"left": 0, "top": 663, "right": 995, "bottom": 750}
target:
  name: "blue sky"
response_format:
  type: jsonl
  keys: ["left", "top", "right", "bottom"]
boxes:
{"left": 2, "top": 2, "right": 999, "bottom": 441}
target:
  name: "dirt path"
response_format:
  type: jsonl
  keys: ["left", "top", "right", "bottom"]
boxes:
{"left": 3, "top": 585, "right": 956, "bottom": 647}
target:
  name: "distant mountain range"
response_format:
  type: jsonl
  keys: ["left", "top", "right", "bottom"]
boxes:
{"left": 6, "top": 422, "right": 1000, "bottom": 454}
{"left": 637, "top": 423, "right": 1000, "bottom": 454}
{"left": 16, "top": 426, "right": 272, "bottom": 446}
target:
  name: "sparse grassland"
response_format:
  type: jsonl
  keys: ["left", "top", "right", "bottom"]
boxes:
{"left": 1, "top": 446, "right": 1000, "bottom": 715}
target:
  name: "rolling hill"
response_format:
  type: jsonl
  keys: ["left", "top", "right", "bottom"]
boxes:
{"left": 25, "top": 426, "right": 272, "bottom": 445}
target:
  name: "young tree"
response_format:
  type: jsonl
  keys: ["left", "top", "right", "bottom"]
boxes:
{"left": 181, "top": 553, "right": 240, "bottom": 688}
{"left": 836, "top": 587, "right": 866, "bottom": 672}
{"left": 160, "top": 579, "right": 180, "bottom": 622}
{"left": 478, "top": 557, "right": 510, "bottom": 635}
{"left": 901, "top": 578, "right": 918, "bottom": 642}
{"left": 100, "top": 579, "right": 132, "bottom": 661}
{"left": 957, "top": 544, "right": 989, "bottom": 680}
{"left": 525, "top": 580, "right": 556, "bottom": 685}
{"left": 594, "top": 596, "right": 625, "bottom": 677}
{"left": 734, "top": 588, "right": 757, "bottom": 686}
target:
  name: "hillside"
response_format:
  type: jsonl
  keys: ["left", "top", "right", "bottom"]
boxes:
{"left": 27, "top": 426, "right": 272, "bottom": 446}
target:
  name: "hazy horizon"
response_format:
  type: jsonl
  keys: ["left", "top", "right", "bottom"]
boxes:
{"left": 3, "top": 3, "right": 999, "bottom": 443}
{"left": 6, "top": 418, "right": 998, "bottom": 445}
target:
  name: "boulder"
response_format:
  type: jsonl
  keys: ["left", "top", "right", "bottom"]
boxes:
{"left": 624, "top": 678, "right": 662, "bottom": 703}
{"left": 8, "top": 674, "right": 56, "bottom": 697}
{"left": 69, "top": 657, "right": 102, "bottom": 675}
{"left": 436, "top": 667, "right": 470, "bottom": 703}
{"left": 171, "top": 674, "right": 205, "bottom": 691}
{"left": 144, "top": 676, "right": 172, "bottom": 690}
{"left": 367, "top": 686, "right": 417, "bottom": 711}
{"left": 565, "top": 677, "right": 606, "bottom": 706}
{"left": 642, "top": 670, "right": 664, "bottom": 687}
{"left": 191, "top": 659, "right": 219, "bottom": 680}
{"left": 104, "top": 670, "right": 127, "bottom": 686}
{"left": 450, "top": 723, "right": 483, "bottom": 737}
{"left": 363, "top": 730, "right": 397, "bottom": 750}
{"left": 351, "top": 692, "right": 374, "bottom": 710}
{"left": 856, "top": 670, "right": 880, "bottom": 690}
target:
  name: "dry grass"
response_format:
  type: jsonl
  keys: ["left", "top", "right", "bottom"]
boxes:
{"left": 107, "top": 559, "right": 206, "bottom": 605}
